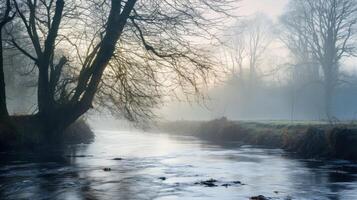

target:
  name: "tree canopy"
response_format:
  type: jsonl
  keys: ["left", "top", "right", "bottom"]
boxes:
{"left": 0, "top": 0, "right": 233, "bottom": 133}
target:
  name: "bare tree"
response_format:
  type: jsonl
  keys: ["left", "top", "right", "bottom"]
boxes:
{"left": 228, "top": 28, "right": 245, "bottom": 82}
{"left": 281, "top": 0, "right": 357, "bottom": 119}
{"left": 247, "top": 15, "right": 273, "bottom": 85}
{"left": 0, "top": 0, "right": 15, "bottom": 119}
{"left": 8, "top": 0, "right": 233, "bottom": 136}
{"left": 280, "top": 20, "right": 320, "bottom": 85}
{"left": 227, "top": 14, "right": 274, "bottom": 86}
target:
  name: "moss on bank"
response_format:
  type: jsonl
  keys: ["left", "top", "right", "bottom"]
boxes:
{"left": 156, "top": 118, "right": 357, "bottom": 160}
{"left": 0, "top": 116, "right": 94, "bottom": 151}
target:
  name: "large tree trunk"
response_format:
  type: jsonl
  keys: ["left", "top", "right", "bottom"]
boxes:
{"left": 37, "top": 0, "right": 64, "bottom": 118}
{"left": 39, "top": 0, "right": 137, "bottom": 138}
{"left": 42, "top": 106, "right": 86, "bottom": 141}
{"left": 324, "top": 81, "right": 333, "bottom": 120}
{"left": 323, "top": 61, "right": 337, "bottom": 120}
{"left": 0, "top": 33, "right": 9, "bottom": 119}
{"left": 37, "top": 64, "right": 51, "bottom": 117}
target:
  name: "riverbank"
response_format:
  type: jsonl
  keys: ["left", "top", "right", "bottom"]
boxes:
{"left": 0, "top": 117, "right": 95, "bottom": 151}
{"left": 155, "top": 118, "right": 357, "bottom": 160}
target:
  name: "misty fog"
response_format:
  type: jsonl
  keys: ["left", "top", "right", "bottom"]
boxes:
{"left": 4, "top": 0, "right": 357, "bottom": 123}
{"left": 160, "top": 8, "right": 357, "bottom": 122}
{"left": 2, "top": 0, "right": 357, "bottom": 200}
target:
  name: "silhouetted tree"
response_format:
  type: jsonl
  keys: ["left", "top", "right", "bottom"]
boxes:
{"left": 0, "top": 0, "right": 15, "bottom": 119}
{"left": 9, "top": 0, "right": 232, "bottom": 136}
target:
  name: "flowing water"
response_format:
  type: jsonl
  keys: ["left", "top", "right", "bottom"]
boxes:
{"left": 0, "top": 130, "right": 357, "bottom": 200}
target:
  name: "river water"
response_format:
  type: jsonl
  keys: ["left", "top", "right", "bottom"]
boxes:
{"left": 0, "top": 130, "right": 357, "bottom": 200}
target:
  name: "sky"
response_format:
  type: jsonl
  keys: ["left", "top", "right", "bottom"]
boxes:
{"left": 237, "top": 0, "right": 355, "bottom": 70}
{"left": 238, "top": 0, "right": 289, "bottom": 19}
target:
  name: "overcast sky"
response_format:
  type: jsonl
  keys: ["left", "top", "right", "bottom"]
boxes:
{"left": 239, "top": 0, "right": 289, "bottom": 19}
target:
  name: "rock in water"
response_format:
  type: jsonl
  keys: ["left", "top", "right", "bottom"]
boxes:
{"left": 221, "top": 183, "right": 231, "bottom": 187}
{"left": 250, "top": 195, "right": 268, "bottom": 200}
{"left": 195, "top": 178, "right": 218, "bottom": 187}
{"left": 103, "top": 168, "right": 111, "bottom": 172}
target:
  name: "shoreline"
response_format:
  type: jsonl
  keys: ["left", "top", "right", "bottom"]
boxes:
{"left": 0, "top": 118, "right": 95, "bottom": 151}
{"left": 155, "top": 118, "right": 357, "bottom": 161}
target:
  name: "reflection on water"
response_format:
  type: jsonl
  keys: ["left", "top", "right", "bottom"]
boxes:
{"left": 0, "top": 130, "right": 357, "bottom": 200}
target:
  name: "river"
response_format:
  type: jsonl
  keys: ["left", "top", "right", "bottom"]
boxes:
{"left": 0, "top": 130, "right": 357, "bottom": 200}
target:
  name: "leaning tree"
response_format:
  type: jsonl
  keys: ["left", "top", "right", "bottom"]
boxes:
{"left": 281, "top": 0, "right": 357, "bottom": 119}
{"left": 6, "top": 0, "right": 233, "bottom": 136}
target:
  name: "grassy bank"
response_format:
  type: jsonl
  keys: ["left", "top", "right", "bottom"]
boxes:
{"left": 0, "top": 117, "right": 94, "bottom": 151}
{"left": 156, "top": 118, "right": 357, "bottom": 160}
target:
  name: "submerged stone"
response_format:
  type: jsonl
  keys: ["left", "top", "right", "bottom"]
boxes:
{"left": 250, "top": 195, "right": 268, "bottom": 200}
{"left": 103, "top": 168, "right": 111, "bottom": 171}
{"left": 195, "top": 178, "right": 218, "bottom": 187}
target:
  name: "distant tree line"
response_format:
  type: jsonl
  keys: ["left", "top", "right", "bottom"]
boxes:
{"left": 224, "top": 0, "right": 357, "bottom": 121}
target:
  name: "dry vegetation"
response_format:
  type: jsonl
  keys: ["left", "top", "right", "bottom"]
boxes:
{"left": 156, "top": 118, "right": 357, "bottom": 160}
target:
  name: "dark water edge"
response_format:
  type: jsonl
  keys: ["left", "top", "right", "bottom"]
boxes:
{"left": 0, "top": 119, "right": 95, "bottom": 151}
{"left": 0, "top": 130, "right": 357, "bottom": 200}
